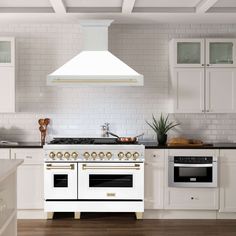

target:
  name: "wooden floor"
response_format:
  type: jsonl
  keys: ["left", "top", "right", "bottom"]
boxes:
{"left": 18, "top": 213, "right": 236, "bottom": 236}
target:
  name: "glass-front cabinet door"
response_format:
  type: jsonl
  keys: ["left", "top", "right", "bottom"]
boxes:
{"left": 206, "top": 39, "right": 236, "bottom": 67}
{"left": 0, "top": 37, "right": 15, "bottom": 66}
{"left": 173, "top": 39, "right": 205, "bottom": 67}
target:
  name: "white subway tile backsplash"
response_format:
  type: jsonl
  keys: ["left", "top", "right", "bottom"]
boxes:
{"left": 0, "top": 23, "right": 236, "bottom": 142}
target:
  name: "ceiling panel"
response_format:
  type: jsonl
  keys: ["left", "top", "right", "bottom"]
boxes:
{"left": 0, "top": 0, "right": 51, "bottom": 7}
{"left": 64, "top": 0, "right": 122, "bottom": 8}
{"left": 134, "top": 0, "right": 200, "bottom": 8}
{"left": 213, "top": 0, "right": 236, "bottom": 7}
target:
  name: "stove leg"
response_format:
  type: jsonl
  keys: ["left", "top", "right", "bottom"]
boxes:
{"left": 47, "top": 212, "right": 54, "bottom": 220}
{"left": 74, "top": 212, "right": 81, "bottom": 219}
{"left": 135, "top": 212, "right": 143, "bottom": 220}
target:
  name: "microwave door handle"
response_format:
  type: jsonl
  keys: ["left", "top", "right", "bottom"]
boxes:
{"left": 173, "top": 164, "right": 213, "bottom": 167}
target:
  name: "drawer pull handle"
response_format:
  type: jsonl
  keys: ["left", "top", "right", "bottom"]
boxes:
{"left": 26, "top": 156, "right": 33, "bottom": 159}
{"left": 107, "top": 193, "right": 116, "bottom": 197}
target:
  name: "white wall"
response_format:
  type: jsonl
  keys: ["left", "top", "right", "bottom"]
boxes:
{"left": 0, "top": 23, "right": 236, "bottom": 142}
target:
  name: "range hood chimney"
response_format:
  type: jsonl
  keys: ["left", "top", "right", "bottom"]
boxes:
{"left": 47, "top": 20, "right": 144, "bottom": 86}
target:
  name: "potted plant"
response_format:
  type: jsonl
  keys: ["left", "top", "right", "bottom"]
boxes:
{"left": 146, "top": 114, "right": 180, "bottom": 145}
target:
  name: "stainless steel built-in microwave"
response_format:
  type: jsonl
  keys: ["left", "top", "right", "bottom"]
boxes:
{"left": 168, "top": 156, "right": 218, "bottom": 188}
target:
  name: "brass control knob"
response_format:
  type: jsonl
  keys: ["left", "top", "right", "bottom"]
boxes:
{"left": 57, "top": 152, "right": 63, "bottom": 159}
{"left": 125, "top": 152, "right": 132, "bottom": 159}
{"left": 91, "top": 152, "right": 97, "bottom": 160}
{"left": 49, "top": 152, "right": 55, "bottom": 159}
{"left": 71, "top": 152, "right": 78, "bottom": 159}
{"left": 118, "top": 152, "right": 125, "bottom": 160}
{"left": 133, "top": 152, "right": 140, "bottom": 160}
{"left": 106, "top": 152, "right": 112, "bottom": 159}
{"left": 83, "top": 152, "right": 90, "bottom": 160}
{"left": 99, "top": 152, "right": 105, "bottom": 160}
{"left": 64, "top": 152, "right": 70, "bottom": 159}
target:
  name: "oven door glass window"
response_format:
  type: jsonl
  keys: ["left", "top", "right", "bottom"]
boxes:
{"left": 174, "top": 166, "right": 212, "bottom": 183}
{"left": 89, "top": 174, "right": 133, "bottom": 188}
{"left": 54, "top": 174, "right": 68, "bottom": 187}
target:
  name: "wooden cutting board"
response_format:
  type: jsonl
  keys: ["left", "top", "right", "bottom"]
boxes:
{"left": 167, "top": 143, "right": 204, "bottom": 147}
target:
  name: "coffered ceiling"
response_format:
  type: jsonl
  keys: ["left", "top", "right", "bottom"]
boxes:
{"left": 0, "top": 0, "right": 236, "bottom": 24}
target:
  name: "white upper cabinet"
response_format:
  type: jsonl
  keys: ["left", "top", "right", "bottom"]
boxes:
{"left": 172, "top": 39, "right": 205, "bottom": 68}
{"left": 206, "top": 39, "right": 236, "bottom": 68}
{"left": 0, "top": 37, "right": 15, "bottom": 113}
{"left": 170, "top": 38, "right": 236, "bottom": 113}
{"left": 0, "top": 37, "right": 15, "bottom": 67}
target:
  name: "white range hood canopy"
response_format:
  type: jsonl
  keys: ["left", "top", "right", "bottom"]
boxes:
{"left": 47, "top": 20, "right": 144, "bottom": 86}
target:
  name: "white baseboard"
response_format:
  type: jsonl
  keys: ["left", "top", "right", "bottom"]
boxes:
{"left": 217, "top": 212, "right": 236, "bottom": 219}
{"left": 17, "top": 210, "right": 46, "bottom": 219}
{"left": 144, "top": 210, "right": 217, "bottom": 219}
{"left": 17, "top": 209, "right": 236, "bottom": 220}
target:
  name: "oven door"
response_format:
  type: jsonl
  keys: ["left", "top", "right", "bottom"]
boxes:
{"left": 44, "top": 163, "right": 77, "bottom": 200}
{"left": 78, "top": 163, "right": 144, "bottom": 200}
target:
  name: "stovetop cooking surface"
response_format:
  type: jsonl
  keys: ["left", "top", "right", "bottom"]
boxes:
{"left": 49, "top": 138, "right": 138, "bottom": 145}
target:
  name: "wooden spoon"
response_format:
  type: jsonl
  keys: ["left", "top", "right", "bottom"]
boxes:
{"left": 44, "top": 118, "right": 50, "bottom": 126}
{"left": 38, "top": 119, "right": 45, "bottom": 126}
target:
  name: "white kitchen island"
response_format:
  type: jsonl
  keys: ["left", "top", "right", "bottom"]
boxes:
{"left": 0, "top": 159, "right": 23, "bottom": 236}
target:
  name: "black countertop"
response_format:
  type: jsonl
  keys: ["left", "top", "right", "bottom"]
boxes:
{"left": 0, "top": 142, "right": 43, "bottom": 149}
{"left": 140, "top": 141, "right": 236, "bottom": 149}
{"left": 0, "top": 141, "right": 236, "bottom": 149}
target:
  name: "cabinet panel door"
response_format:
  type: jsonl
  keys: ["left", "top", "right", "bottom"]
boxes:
{"left": 173, "top": 68, "right": 204, "bottom": 113}
{"left": 206, "top": 68, "right": 236, "bottom": 113}
{"left": 144, "top": 150, "right": 165, "bottom": 209}
{"left": 220, "top": 163, "right": 236, "bottom": 212}
{"left": 17, "top": 165, "right": 44, "bottom": 209}
{"left": 0, "top": 67, "right": 15, "bottom": 113}
{"left": 164, "top": 188, "right": 219, "bottom": 210}
{"left": 173, "top": 39, "right": 205, "bottom": 68}
{"left": 206, "top": 39, "right": 236, "bottom": 67}
{"left": 219, "top": 150, "right": 236, "bottom": 212}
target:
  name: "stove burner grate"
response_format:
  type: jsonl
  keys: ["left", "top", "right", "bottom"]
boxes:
{"left": 48, "top": 138, "right": 138, "bottom": 145}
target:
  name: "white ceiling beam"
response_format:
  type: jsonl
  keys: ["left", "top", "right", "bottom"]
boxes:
{"left": 196, "top": 0, "right": 218, "bottom": 13}
{"left": 49, "top": 0, "right": 66, "bottom": 14}
{"left": 122, "top": 0, "right": 136, "bottom": 14}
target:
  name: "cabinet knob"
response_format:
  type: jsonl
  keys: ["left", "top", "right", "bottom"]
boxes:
{"left": 201, "top": 64, "right": 204, "bottom": 66}
{"left": 207, "top": 64, "right": 210, "bottom": 66}
{"left": 153, "top": 154, "right": 158, "bottom": 158}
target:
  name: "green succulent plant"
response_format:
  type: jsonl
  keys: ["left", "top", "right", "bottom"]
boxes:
{"left": 146, "top": 114, "right": 180, "bottom": 136}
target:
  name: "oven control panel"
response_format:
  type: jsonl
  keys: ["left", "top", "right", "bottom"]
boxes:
{"left": 44, "top": 147, "right": 145, "bottom": 162}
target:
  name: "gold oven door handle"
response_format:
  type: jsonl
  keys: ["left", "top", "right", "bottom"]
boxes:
{"left": 82, "top": 164, "right": 140, "bottom": 170}
{"left": 46, "top": 164, "right": 75, "bottom": 170}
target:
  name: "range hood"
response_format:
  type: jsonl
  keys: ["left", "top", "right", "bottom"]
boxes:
{"left": 47, "top": 20, "right": 144, "bottom": 86}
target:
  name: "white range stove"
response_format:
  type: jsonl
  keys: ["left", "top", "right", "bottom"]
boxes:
{"left": 43, "top": 138, "right": 145, "bottom": 220}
